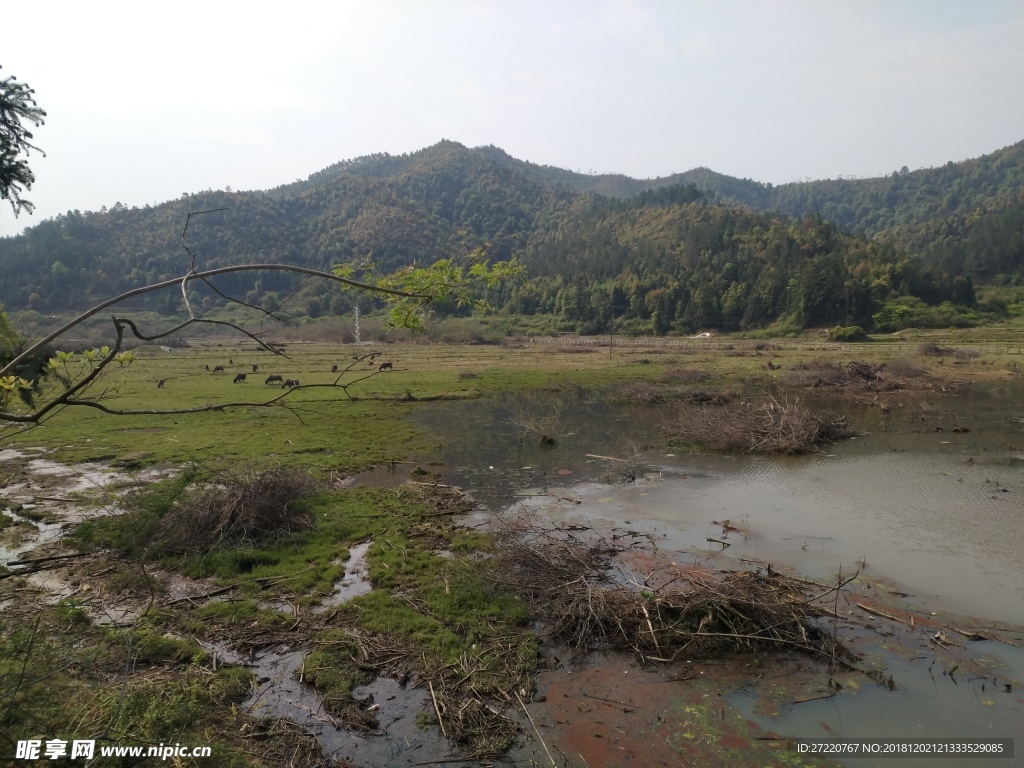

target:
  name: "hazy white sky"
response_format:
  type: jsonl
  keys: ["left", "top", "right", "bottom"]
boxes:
{"left": 2, "top": 0, "right": 1023, "bottom": 236}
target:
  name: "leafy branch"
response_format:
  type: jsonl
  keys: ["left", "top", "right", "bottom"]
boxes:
{"left": 0, "top": 214, "right": 521, "bottom": 437}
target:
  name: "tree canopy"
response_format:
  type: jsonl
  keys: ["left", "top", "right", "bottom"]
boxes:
{"left": 0, "top": 65, "right": 46, "bottom": 216}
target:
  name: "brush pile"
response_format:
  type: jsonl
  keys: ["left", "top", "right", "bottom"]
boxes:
{"left": 663, "top": 396, "right": 852, "bottom": 454}
{"left": 494, "top": 515, "right": 843, "bottom": 660}
{"left": 151, "top": 466, "right": 316, "bottom": 554}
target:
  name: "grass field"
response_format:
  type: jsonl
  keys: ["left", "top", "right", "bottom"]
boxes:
{"left": 6, "top": 335, "right": 1020, "bottom": 467}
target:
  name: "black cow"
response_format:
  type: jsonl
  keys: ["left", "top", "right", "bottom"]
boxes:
{"left": 204, "top": 364, "right": 209, "bottom": 371}
{"left": 378, "top": 361, "right": 392, "bottom": 371}
{"left": 252, "top": 364, "right": 258, "bottom": 373}
{"left": 331, "top": 364, "right": 338, "bottom": 373}
{"left": 265, "top": 374, "right": 283, "bottom": 384}
{"left": 229, "top": 359, "right": 233, "bottom": 365}
{"left": 157, "top": 379, "right": 165, "bottom": 388}
{"left": 233, "top": 373, "right": 247, "bottom": 383}
{"left": 281, "top": 379, "right": 299, "bottom": 388}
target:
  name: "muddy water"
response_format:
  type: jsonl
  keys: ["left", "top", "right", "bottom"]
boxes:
{"left": 207, "top": 645, "right": 460, "bottom": 767}
{"left": 414, "top": 383, "right": 1024, "bottom": 626}
{"left": 415, "top": 383, "right": 1024, "bottom": 765}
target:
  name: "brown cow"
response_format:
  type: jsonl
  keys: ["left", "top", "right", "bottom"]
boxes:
{"left": 212, "top": 365, "right": 225, "bottom": 373}
{"left": 378, "top": 361, "right": 392, "bottom": 371}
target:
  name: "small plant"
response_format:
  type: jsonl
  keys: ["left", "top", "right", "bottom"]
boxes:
{"left": 507, "top": 404, "right": 577, "bottom": 446}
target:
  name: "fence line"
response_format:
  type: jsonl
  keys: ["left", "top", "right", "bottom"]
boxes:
{"left": 526, "top": 336, "right": 1024, "bottom": 355}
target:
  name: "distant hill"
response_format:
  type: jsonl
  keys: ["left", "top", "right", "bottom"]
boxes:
{"left": 0, "top": 138, "right": 1021, "bottom": 334}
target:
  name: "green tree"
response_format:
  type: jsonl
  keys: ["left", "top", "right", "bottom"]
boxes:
{"left": 1, "top": 65, "right": 46, "bottom": 216}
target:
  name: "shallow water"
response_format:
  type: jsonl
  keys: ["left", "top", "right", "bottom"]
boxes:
{"left": 415, "top": 382, "right": 1024, "bottom": 626}
{"left": 414, "top": 382, "right": 1024, "bottom": 764}
{"left": 215, "top": 645, "right": 465, "bottom": 767}
{"left": 729, "top": 638, "right": 1024, "bottom": 768}
{"left": 412, "top": 382, "right": 1024, "bottom": 763}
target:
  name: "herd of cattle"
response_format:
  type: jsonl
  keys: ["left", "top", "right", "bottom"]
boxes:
{"left": 183, "top": 359, "right": 394, "bottom": 388}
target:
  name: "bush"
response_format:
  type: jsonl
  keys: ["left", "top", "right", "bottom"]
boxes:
{"left": 830, "top": 325, "right": 869, "bottom": 342}
{"left": 73, "top": 464, "right": 317, "bottom": 558}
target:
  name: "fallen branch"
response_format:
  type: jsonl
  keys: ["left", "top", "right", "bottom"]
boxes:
{"left": 854, "top": 602, "right": 911, "bottom": 625}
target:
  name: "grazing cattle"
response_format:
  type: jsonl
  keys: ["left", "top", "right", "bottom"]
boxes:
{"left": 379, "top": 361, "right": 392, "bottom": 371}
{"left": 252, "top": 364, "right": 258, "bottom": 374}
{"left": 212, "top": 365, "right": 225, "bottom": 373}
{"left": 204, "top": 364, "right": 209, "bottom": 371}
{"left": 229, "top": 359, "right": 233, "bottom": 365}
{"left": 233, "top": 373, "right": 247, "bottom": 383}
{"left": 157, "top": 379, "right": 165, "bottom": 388}
{"left": 265, "top": 374, "right": 283, "bottom": 384}
{"left": 331, "top": 364, "right": 338, "bottom": 373}
{"left": 281, "top": 379, "right": 299, "bottom": 389}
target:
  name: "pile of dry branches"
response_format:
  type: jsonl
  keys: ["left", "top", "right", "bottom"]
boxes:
{"left": 663, "top": 396, "right": 853, "bottom": 454}
{"left": 151, "top": 466, "right": 316, "bottom": 554}
{"left": 493, "top": 515, "right": 844, "bottom": 660}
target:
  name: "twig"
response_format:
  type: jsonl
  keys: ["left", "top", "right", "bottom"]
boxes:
{"left": 854, "top": 602, "right": 911, "bottom": 625}
{"left": 165, "top": 585, "right": 236, "bottom": 606}
{"left": 428, "top": 680, "right": 447, "bottom": 738}
{"left": 516, "top": 691, "right": 557, "bottom": 767}
{"left": 792, "top": 691, "right": 836, "bottom": 705}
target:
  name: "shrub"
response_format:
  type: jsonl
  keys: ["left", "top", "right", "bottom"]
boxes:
{"left": 830, "top": 325, "right": 869, "bottom": 342}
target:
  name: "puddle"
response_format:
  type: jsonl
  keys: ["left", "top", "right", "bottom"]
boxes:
{"left": 315, "top": 541, "right": 372, "bottom": 611}
{"left": 220, "top": 645, "right": 463, "bottom": 767}
{"left": 1, "top": 453, "right": 171, "bottom": 570}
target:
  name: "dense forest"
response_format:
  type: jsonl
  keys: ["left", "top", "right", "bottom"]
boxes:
{"left": 0, "top": 139, "right": 1022, "bottom": 335}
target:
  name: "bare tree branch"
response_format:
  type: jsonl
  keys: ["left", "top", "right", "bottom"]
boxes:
{"left": 1, "top": 263, "right": 428, "bottom": 377}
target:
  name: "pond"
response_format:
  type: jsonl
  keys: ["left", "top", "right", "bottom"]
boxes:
{"left": 414, "top": 382, "right": 1024, "bottom": 626}
{"left": 413, "top": 381, "right": 1024, "bottom": 766}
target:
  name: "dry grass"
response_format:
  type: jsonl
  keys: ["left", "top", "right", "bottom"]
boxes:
{"left": 608, "top": 381, "right": 732, "bottom": 406}
{"left": 493, "top": 515, "right": 846, "bottom": 660}
{"left": 149, "top": 466, "right": 317, "bottom": 555}
{"left": 884, "top": 357, "right": 927, "bottom": 377}
{"left": 663, "top": 396, "right": 853, "bottom": 454}
{"left": 918, "top": 342, "right": 955, "bottom": 356}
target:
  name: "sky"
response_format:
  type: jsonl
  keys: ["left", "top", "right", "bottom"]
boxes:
{"left": 2, "top": 0, "right": 1023, "bottom": 237}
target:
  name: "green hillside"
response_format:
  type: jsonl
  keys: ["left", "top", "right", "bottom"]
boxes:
{"left": 1, "top": 139, "right": 1021, "bottom": 335}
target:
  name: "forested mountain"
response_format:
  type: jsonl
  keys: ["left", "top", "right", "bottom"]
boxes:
{"left": 0, "top": 139, "right": 1021, "bottom": 335}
